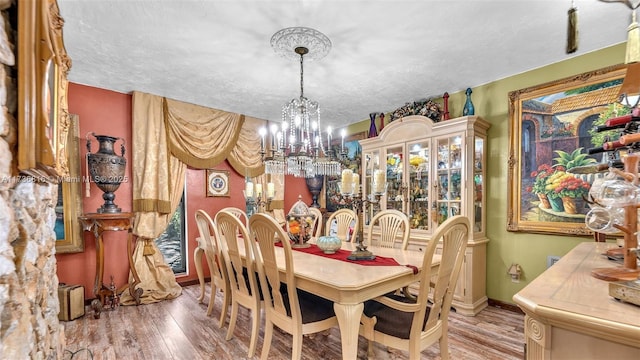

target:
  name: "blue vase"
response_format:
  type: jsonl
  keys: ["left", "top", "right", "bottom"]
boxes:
{"left": 463, "top": 88, "right": 475, "bottom": 116}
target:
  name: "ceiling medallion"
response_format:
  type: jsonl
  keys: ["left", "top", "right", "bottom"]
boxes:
{"left": 270, "top": 27, "right": 332, "bottom": 61}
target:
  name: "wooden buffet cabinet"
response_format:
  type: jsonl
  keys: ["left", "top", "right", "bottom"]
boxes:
{"left": 513, "top": 242, "right": 640, "bottom": 359}
{"left": 359, "top": 115, "right": 490, "bottom": 315}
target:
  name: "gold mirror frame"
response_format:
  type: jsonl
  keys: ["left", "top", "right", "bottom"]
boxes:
{"left": 507, "top": 64, "right": 627, "bottom": 236}
{"left": 56, "top": 114, "right": 83, "bottom": 253}
{"left": 17, "top": 0, "right": 71, "bottom": 181}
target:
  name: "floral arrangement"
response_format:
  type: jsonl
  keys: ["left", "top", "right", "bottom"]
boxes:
{"left": 543, "top": 168, "right": 571, "bottom": 199}
{"left": 528, "top": 164, "right": 555, "bottom": 194}
{"left": 541, "top": 122, "right": 574, "bottom": 138}
{"left": 553, "top": 176, "right": 590, "bottom": 199}
{"left": 390, "top": 98, "right": 442, "bottom": 122}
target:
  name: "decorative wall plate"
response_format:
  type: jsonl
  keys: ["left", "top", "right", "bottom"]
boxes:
{"left": 206, "top": 170, "right": 230, "bottom": 197}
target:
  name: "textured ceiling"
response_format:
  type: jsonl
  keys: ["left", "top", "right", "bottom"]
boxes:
{"left": 57, "top": 0, "right": 633, "bottom": 129}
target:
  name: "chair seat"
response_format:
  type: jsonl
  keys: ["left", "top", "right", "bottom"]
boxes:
{"left": 363, "top": 294, "right": 431, "bottom": 340}
{"left": 285, "top": 287, "right": 335, "bottom": 324}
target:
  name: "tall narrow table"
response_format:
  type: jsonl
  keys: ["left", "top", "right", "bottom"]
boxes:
{"left": 513, "top": 242, "right": 640, "bottom": 359}
{"left": 238, "top": 239, "right": 437, "bottom": 359}
{"left": 79, "top": 213, "right": 142, "bottom": 310}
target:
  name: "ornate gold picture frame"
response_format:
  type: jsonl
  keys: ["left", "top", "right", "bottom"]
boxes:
{"left": 206, "top": 169, "right": 230, "bottom": 197}
{"left": 17, "top": 0, "right": 71, "bottom": 181}
{"left": 507, "top": 64, "right": 627, "bottom": 236}
{"left": 55, "top": 114, "right": 83, "bottom": 253}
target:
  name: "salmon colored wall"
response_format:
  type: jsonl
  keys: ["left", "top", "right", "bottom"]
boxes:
{"left": 57, "top": 83, "right": 312, "bottom": 300}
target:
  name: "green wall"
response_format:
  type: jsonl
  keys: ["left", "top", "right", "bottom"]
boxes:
{"left": 349, "top": 43, "right": 627, "bottom": 304}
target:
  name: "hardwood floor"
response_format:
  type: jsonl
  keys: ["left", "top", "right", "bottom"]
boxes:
{"left": 62, "top": 284, "right": 525, "bottom": 360}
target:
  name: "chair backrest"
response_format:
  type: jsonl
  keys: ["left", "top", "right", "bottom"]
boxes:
{"left": 308, "top": 207, "right": 323, "bottom": 239}
{"left": 325, "top": 208, "right": 358, "bottom": 242}
{"left": 219, "top": 206, "right": 249, "bottom": 227}
{"left": 215, "top": 209, "right": 259, "bottom": 300}
{"left": 249, "top": 213, "right": 302, "bottom": 323}
{"left": 416, "top": 215, "right": 469, "bottom": 335}
{"left": 366, "top": 209, "right": 410, "bottom": 249}
{"left": 194, "top": 210, "right": 226, "bottom": 281}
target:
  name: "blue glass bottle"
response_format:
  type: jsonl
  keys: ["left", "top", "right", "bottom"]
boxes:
{"left": 463, "top": 88, "right": 475, "bottom": 116}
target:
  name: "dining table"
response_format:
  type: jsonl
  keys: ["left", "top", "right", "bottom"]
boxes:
{"left": 237, "top": 237, "right": 439, "bottom": 360}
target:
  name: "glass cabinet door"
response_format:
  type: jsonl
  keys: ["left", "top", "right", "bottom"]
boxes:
{"left": 473, "top": 136, "right": 485, "bottom": 233}
{"left": 435, "top": 135, "right": 463, "bottom": 225}
{"left": 407, "top": 141, "right": 430, "bottom": 231}
{"left": 384, "top": 145, "right": 404, "bottom": 212}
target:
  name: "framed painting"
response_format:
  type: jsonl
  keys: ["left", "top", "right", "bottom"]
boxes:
{"left": 206, "top": 169, "right": 230, "bottom": 197}
{"left": 55, "top": 114, "right": 84, "bottom": 253}
{"left": 17, "top": 0, "right": 71, "bottom": 181}
{"left": 507, "top": 64, "right": 628, "bottom": 236}
{"left": 325, "top": 132, "right": 367, "bottom": 212}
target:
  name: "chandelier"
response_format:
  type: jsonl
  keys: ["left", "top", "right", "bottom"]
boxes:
{"left": 260, "top": 27, "right": 343, "bottom": 178}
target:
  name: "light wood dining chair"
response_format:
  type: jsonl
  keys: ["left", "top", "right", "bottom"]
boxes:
{"left": 308, "top": 207, "right": 323, "bottom": 239}
{"left": 215, "top": 209, "right": 262, "bottom": 358}
{"left": 194, "top": 210, "right": 230, "bottom": 327}
{"left": 219, "top": 206, "right": 249, "bottom": 227}
{"left": 249, "top": 213, "right": 338, "bottom": 360}
{"left": 359, "top": 215, "right": 469, "bottom": 360}
{"left": 325, "top": 208, "right": 358, "bottom": 242}
{"left": 366, "top": 209, "right": 410, "bottom": 249}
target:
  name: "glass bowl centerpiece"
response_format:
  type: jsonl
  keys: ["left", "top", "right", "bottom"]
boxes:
{"left": 316, "top": 236, "right": 342, "bottom": 254}
{"left": 287, "top": 196, "right": 315, "bottom": 248}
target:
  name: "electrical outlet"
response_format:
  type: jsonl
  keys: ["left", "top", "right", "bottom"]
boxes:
{"left": 547, "top": 255, "right": 561, "bottom": 268}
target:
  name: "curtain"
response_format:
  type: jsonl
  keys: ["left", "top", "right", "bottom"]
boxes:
{"left": 121, "top": 91, "right": 271, "bottom": 305}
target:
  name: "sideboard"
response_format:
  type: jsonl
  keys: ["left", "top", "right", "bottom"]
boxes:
{"left": 513, "top": 242, "right": 640, "bottom": 359}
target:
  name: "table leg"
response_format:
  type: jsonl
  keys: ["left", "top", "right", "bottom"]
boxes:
{"left": 334, "top": 302, "right": 364, "bottom": 360}
{"left": 127, "top": 231, "right": 142, "bottom": 305}
{"left": 93, "top": 229, "right": 105, "bottom": 301}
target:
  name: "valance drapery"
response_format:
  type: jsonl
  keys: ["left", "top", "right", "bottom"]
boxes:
{"left": 121, "top": 91, "right": 268, "bottom": 305}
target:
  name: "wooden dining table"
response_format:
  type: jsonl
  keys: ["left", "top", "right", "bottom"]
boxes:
{"left": 237, "top": 238, "right": 439, "bottom": 359}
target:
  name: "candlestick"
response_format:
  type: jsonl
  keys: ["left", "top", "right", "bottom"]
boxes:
{"left": 255, "top": 183, "right": 262, "bottom": 197}
{"left": 373, "top": 169, "right": 386, "bottom": 193}
{"left": 267, "top": 182, "right": 275, "bottom": 199}
{"left": 245, "top": 181, "right": 254, "bottom": 198}
{"left": 341, "top": 169, "right": 353, "bottom": 194}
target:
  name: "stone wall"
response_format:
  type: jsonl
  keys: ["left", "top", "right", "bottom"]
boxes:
{"left": 0, "top": 1, "right": 64, "bottom": 358}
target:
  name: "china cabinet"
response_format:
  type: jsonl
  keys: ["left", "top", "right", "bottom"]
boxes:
{"left": 359, "top": 115, "right": 489, "bottom": 315}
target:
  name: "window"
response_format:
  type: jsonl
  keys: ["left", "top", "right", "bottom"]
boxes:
{"left": 155, "top": 192, "right": 186, "bottom": 274}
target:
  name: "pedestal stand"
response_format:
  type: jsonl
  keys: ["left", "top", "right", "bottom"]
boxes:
{"left": 79, "top": 212, "right": 142, "bottom": 318}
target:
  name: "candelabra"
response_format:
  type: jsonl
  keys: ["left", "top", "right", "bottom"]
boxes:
{"left": 244, "top": 179, "right": 275, "bottom": 217}
{"left": 339, "top": 169, "right": 387, "bottom": 260}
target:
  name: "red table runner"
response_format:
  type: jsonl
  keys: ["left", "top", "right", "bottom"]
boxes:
{"left": 276, "top": 242, "right": 418, "bottom": 274}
